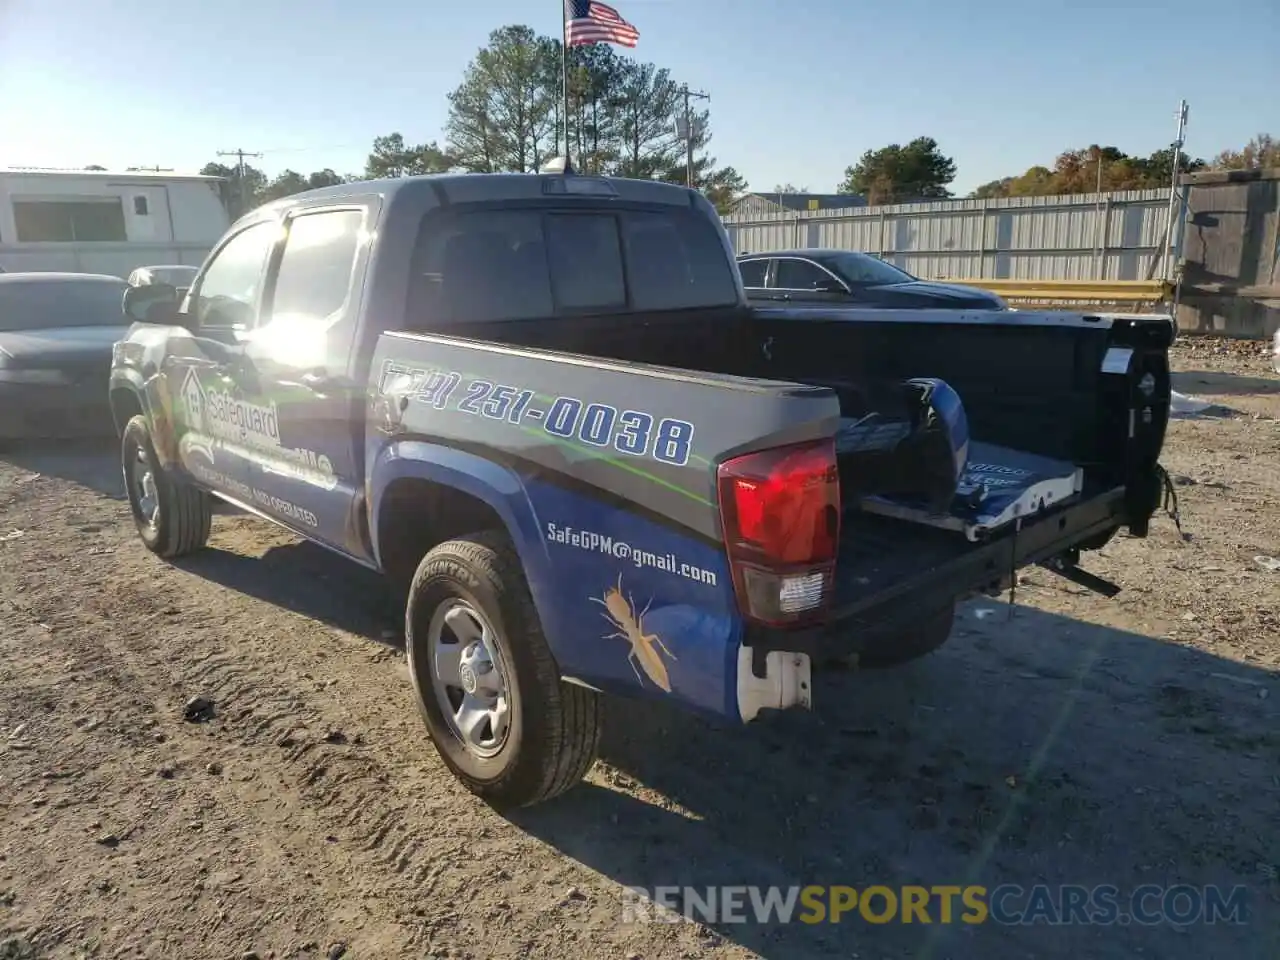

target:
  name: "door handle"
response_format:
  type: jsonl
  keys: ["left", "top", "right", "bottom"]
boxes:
{"left": 229, "top": 355, "right": 260, "bottom": 391}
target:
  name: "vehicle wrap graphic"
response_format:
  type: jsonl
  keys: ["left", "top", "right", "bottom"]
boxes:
{"left": 176, "top": 365, "right": 338, "bottom": 491}
{"left": 366, "top": 334, "right": 844, "bottom": 716}
{"left": 376, "top": 359, "right": 697, "bottom": 467}
{"left": 184, "top": 459, "right": 321, "bottom": 528}
{"left": 590, "top": 573, "right": 677, "bottom": 692}
{"left": 545, "top": 523, "right": 719, "bottom": 586}
{"left": 521, "top": 477, "right": 740, "bottom": 717}
{"left": 371, "top": 333, "right": 841, "bottom": 544}
{"left": 193, "top": 377, "right": 281, "bottom": 448}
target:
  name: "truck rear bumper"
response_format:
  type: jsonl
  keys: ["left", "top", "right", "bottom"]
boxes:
{"left": 744, "top": 485, "right": 1129, "bottom": 672}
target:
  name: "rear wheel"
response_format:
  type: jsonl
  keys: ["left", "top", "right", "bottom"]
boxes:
{"left": 405, "top": 530, "right": 601, "bottom": 809}
{"left": 121, "top": 415, "right": 212, "bottom": 558}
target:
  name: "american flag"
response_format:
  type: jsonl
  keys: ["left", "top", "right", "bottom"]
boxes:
{"left": 564, "top": 0, "right": 640, "bottom": 48}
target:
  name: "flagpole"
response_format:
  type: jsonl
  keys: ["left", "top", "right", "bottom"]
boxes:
{"left": 561, "top": 2, "right": 570, "bottom": 165}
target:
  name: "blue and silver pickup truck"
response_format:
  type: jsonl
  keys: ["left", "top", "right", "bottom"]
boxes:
{"left": 108, "top": 163, "right": 1175, "bottom": 808}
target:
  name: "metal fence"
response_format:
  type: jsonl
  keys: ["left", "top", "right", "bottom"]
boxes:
{"left": 721, "top": 188, "right": 1175, "bottom": 282}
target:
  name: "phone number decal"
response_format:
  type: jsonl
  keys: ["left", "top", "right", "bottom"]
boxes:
{"left": 380, "top": 361, "right": 695, "bottom": 467}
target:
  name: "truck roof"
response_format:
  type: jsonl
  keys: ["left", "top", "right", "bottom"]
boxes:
{"left": 251, "top": 171, "right": 705, "bottom": 219}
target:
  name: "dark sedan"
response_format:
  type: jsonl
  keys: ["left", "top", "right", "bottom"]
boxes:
{"left": 737, "top": 249, "right": 1007, "bottom": 310}
{"left": 0, "top": 272, "right": 131, "bottom": 441}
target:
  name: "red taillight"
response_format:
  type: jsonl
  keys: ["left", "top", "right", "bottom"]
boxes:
{"left": 717, "top": 438, "right": 841, "bottom": 627}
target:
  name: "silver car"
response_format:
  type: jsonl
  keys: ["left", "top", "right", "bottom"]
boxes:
{"left": 0, "top": 272, "right": 130, "bottom": 441}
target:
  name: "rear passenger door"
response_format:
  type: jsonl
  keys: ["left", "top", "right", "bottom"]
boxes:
{"left": 236, "top": 204, "right": 375, "bottom": 560}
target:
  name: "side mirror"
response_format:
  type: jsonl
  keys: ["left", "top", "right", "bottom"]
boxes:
{"left": 123, "top": 282, "right": 180, "bottom": 326}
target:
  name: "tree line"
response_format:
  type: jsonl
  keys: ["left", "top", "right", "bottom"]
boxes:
{"left": 184, "top": 21, "right": 1278, "bottom": 218}
{"left": 197, "top": 24, "right": 745, "bottom": 217}
{"left": 198, "top": 127, "right": 1278, "bottom": 220}
{"left": 835, "top": 133, "right": 1279, "bottom": 205}
{"left": 970, "top": 145, "right": 1204, "bottom": 200}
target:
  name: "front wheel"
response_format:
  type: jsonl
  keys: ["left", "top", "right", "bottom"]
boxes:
{"left": 121, "top": 415, "right": 212, "bottom": 558}
{"left": 405, "top": 531, "right": 601, "bottom": 809}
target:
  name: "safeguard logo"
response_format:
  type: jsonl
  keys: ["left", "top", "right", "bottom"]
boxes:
{"left": 178, "top": 366, "right": 282, "bottom": 449}
{"left": 181, "top": 366, "right": 206, "bottom": 433}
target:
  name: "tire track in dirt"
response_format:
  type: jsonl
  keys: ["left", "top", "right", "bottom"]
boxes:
{"left": 69, "top": 574, "right": 445, "bottom": 875}
{"left": 2, "top": 497, "right": 435, "bottom": 953}
{"left": 6, "top": 642, "right": 424, "bottom": 951}
{"left": 2, "top": 478, "right": 705, "bottom": 959}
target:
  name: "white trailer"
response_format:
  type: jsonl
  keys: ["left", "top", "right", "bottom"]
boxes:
{"left": 0, "top": 169, "right": 231, "bottom": 277}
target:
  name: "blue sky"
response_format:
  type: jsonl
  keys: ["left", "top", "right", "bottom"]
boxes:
{"left": 0, "top": 0, "right": 1275, "bottom": 195}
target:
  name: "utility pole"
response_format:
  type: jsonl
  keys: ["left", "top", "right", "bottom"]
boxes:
{"left": 1093, "top": 146, "right": 1104, "bottom": 279}
{"left": 217, "top": 148, "right": 263, "bottom": 215}
{"left": 1164, "top": 99, "right": 1190, "bottom": 282}
{"left": 677, "top": 85, "right": 710, "bottom": 189}
{"left": 1144, "top": 100, "right": 1189, "bottom": 283}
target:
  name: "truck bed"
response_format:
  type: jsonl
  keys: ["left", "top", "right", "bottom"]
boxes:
{"left": 460, "top": 303, "right": 1168, "bottom": 484}
{"left": 416, "top": 303, "right": 1166, "bottom": 636}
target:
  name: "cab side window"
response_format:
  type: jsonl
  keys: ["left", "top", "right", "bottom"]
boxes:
{"left": 267, "top": 209, "right": 364, "bottom": 326}
{"left": 192, "top": 221, "right": 277, "bottom": 329}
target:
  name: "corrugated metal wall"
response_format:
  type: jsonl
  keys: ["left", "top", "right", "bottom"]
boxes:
{"left": 721, "top": 189, "right": 1172, "bottom": 281}
{"left": 1176, "top": 167, "right": 1280, "bottom": 338}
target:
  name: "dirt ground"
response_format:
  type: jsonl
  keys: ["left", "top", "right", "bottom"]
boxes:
{"left": 1, "top": 339, "right": 1277, "bottom": 960}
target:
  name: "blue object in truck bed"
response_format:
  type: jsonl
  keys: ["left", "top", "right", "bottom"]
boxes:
{"left": 860, "top": 441, "right": 1084, "bottom": 542}
{"left": 833, "top": 377, "right": 970, "bottom": 513}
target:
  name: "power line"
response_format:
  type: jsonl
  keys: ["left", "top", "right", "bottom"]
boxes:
{"left": 252, "top": 142, "right": 368, "bottom": 156}
{"left": 217, "top": 148, "right": 263, "bottom": 213}
{"left": 216, "top": 148, "right": 263, "bottom": 168}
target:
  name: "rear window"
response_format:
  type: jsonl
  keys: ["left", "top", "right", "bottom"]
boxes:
{"left": 406, "top": 206, "right": 739, "bottom": 327}
{"left": 0, "top": 279, "right": 128, "bottom": 332}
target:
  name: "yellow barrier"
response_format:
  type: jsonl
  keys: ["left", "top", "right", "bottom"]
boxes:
{"left": 937, "top": 279, "right": 1174, "bottom": 304}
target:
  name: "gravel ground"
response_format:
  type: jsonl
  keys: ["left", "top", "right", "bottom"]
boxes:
{"left": 1, "top": 340, "right": 1277, "bottom": 960}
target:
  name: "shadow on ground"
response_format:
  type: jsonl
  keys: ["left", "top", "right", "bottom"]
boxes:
{"left": 0, "top": 437, "right": 125, "bottom": 499}
{"left": 509, "top": 605, "right": 1278, "bottom": 960}
{"left": 1173, "top": 370, "right": 1280, "bottom": 397}
{"left": 174, "top": 540, "right": 402, "bottom": 646}
{"left": 126, "top": 482, "right": 1277, "bottom": 958}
